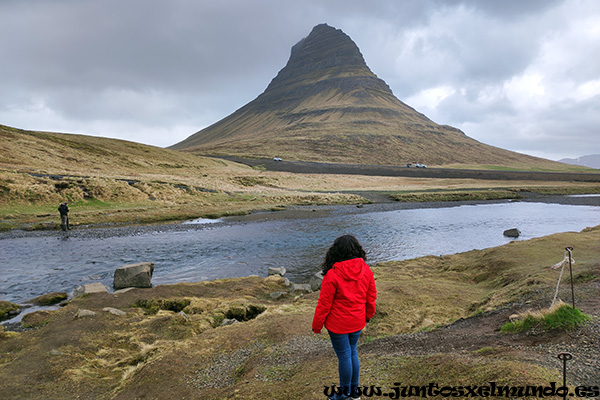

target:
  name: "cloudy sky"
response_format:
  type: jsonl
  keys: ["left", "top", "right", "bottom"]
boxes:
{"left": 1, "top": 0, "right": 599, "bottom": 161}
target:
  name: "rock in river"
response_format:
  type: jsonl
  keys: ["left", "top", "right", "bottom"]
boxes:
{"left": 268, "top": 267, "right": 286, "bottom": 277}
{"left": 113, "top": 262, "right": 154, "bottom": 290}
{"left": 28, "top": 291, "right": 68, "bottom": 306}
{"left": 503, "top": 228, "right": 521, "bottom": 238}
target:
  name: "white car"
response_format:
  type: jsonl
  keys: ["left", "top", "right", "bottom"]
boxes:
{"left": 273, "top": 157, "right": 282, "bottom": 161}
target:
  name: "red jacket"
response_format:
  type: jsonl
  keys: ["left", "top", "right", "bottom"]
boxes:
{"left": 312, "top": 258, "right": 377, "bottom": 334}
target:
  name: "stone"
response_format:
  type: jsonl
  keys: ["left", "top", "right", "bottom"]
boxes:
{"left": 268, "top": 267, "right": 286, "bottom": 277}
{"left": 264, "top": 274, "right": 286, "bottom": 284}
{"left": 73, "top": 283, "right": 108, "bottom": 297}
{"left": 103, "top": 307, "right": 126, "bottom": 316}
{"left": 74, "top": 309, "right": 96, "bottom": 318}
{"left": 270, "top": 291, "right": 287, "bottom": 300}
{"left": 221, "top": 318, "right": 238, "bottom": 327}
{"left": 113, "top": 262, "right": 154, "bottom": 290}
{"left": 0, "top": 300, "right": 20, "bottom": 320}
{"left": 178, "top": 311, "right": 190, "bottom": 322}
{"left": 503, "top": 228, "right": 521, "bottom": 238}
{"left": 113, "top": 287, "right": 136, "bottom": 295}
{"left": 21, "top": 310, "right": 56, "bottom": 328}
{"left": 291, "top": 283, "right": 312, "bottom": 293}
{"left": 310, "top": 271, "right": 325, "bottom": 291}
{"left": 28, "top": 291, "right": 68, "bottom": 306}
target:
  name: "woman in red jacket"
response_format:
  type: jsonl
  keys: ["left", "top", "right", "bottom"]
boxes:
{"left": 313, "top": 235, "right": 377, "bottom": 400}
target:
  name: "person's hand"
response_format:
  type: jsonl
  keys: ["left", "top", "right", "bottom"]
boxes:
{"left": 313, "top": 329, "right": 321, "bottom": 334}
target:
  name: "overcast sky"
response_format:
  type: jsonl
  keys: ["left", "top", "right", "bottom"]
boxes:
{"left": 1, "top": 0, "right": 599, "bottom": 161}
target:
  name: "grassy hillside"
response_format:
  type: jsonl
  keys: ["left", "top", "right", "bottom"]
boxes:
{"left": 0, "top": 124, "right": 245, "bottom": 177}
{"left": 0, "top": 124, "right": 367, "bottom": 229}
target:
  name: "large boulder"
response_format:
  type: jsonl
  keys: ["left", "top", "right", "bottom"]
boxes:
{"left": 113, "top": 262, "right": 154, "bottom": 290}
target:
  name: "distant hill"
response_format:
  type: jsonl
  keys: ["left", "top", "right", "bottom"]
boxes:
{"left": 172, "top": 24, "right": 569, "bottom": 170}
{"left": 0, "top": 124, "right": 245, "bottom": 177}
{"left": 559, "top": 154, "right": 600, "bottom": 169}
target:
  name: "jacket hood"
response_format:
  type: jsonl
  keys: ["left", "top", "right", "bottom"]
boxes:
{"left": 333, "top": 258, "right": 367, "bottom": 281}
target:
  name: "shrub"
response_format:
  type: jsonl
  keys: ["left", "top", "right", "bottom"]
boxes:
{"left": 134, "top": 298, "right": 191, "bottom": 315}
{"left": 501, "top": 304, "right": 592, "bottom": 333}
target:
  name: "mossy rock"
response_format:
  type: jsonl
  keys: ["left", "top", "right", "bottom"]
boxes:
{"left": 225, "top": 304, "right": 267, "bottom": 322}
{"left": 134, "top": 298, "right": 192, "bottom": 315}
{"left": 21, "top": 310, "right": 58, "bottom": 328}
{"left": 0, "top": 300, "right": 20, "bottom": 320}
{"left": 225, "top": 304, "right": 247, "bottom": 321}
{"left": 209, "top": 311, "right": 226, "bottom": 328}
{"left": 0, "top": 324, "right": 19, "bottom": 340}
{"left": 28, "top": 291, "right": 68, "bottom": 306}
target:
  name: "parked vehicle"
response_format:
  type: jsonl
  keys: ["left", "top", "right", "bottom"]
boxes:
{"left": 273, "top": 157, "right": 282, "bottom": 161}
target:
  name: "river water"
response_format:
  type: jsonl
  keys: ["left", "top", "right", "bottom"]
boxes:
{"left": 1, "top": 199, "right": 599, "bottom": 305}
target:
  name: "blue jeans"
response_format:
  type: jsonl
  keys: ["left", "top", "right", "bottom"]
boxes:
{"left": 328, "top": 329, "right": 362, "bottom": 394}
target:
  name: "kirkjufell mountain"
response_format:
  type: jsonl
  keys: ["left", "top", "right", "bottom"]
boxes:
{"left": 172, "top": 24, "right": 558, "bottom": 168}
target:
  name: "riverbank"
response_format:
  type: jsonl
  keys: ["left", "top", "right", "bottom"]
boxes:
{"left": 2, "top": 161, "right": 599, "bottom": 232}
{"left": 2, "top": 189, "right": 598, "bottom": 239}
{"left": 1, "top": 225, "right": 598, "bottom": 399}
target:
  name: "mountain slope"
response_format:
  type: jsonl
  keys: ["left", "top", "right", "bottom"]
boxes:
{"left": 559, "top": 154, "right": 600, "bottom": 169}
{"left": 0, "top": 124, "right": 245, "bottom": 178}
{"left": 172, "top": 24, "right": 565, "bottom": 169}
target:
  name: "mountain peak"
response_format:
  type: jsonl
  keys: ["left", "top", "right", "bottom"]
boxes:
{"left": 254, "top": 24, "right": 396, "bottom": 113}
{"left": 265, "top": 23, "right": 371, "bottom": 92}
{"left": 171, "top": 25, "right": 559, "bottom": 169}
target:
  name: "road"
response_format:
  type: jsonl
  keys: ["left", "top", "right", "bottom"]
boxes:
{"left": 216, "top": 156, "right": 600, "bottom": 182}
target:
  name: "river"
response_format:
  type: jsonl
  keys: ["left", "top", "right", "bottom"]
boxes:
{"left": 1, "top": 198, "right": 599, "bottom": 305}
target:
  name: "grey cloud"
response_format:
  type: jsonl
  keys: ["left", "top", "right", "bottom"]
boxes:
{"left": 0, "top": 0, "right": 598, "bottom": 160}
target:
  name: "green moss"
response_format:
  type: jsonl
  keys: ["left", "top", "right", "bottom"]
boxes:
{"left": 134, "top": 298, "right": 192, "bottom": 314}
{"left": 501, "top": 305, "right": 592, "bottom": 332}
{"left": 29, "top": 292, "right": 68, "bottom": 306}
{"left": 225, "top": 304, "right": 266, "bottom": 322}
{"left": 209, "top": 311, "right": 226, "bottom": 328}
{"left": 0, "top": 301, "right": 19, "bottom": 320}
{"left": 21, "top": 310, "right": 57, "bottom": 328}
{"left": 390, "top": 189, "right": 520, "bottom": 203}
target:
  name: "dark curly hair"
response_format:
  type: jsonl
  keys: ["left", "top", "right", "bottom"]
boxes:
{"left": 322, "top": 234, "right": 367, "bottom": 275}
